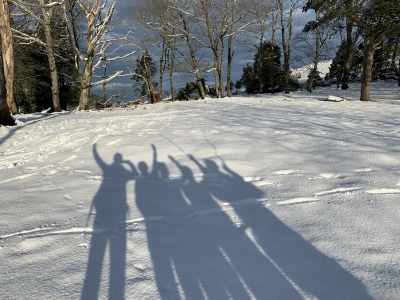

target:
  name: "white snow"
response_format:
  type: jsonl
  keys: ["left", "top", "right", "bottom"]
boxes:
{"left": 1, "top": 81, "right": 400, "bottom": 299}
{"left": 326, "top": 95, "right": 346, "bottom": 102}
{"left": 292, "top": 60, "right": 332, "bottom": 82}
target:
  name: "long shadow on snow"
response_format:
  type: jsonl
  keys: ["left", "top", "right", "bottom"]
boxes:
{"left": 190, "top": 155, "right": 372, "bottom": 299}
{"left": 80, "top": 143, "right": 372, "bottom": 299}
{"left": 81, "top": 144, "right": 137, "bottom": 300}
{"left": 136, "top": 144, "right": 372, "bottom": 299}
{"left": 136, "top": 146, "right": 300, "bottom": 299}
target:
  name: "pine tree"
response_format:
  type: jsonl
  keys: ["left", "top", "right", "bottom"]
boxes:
{"left": 239, "top": 41, "right": 284, "bottom": 94}
{"left": 308, "top": 0, "right": 400, "bottom": 100}
{"left": 132, "top": 51, "right": 158, "bottom": 97}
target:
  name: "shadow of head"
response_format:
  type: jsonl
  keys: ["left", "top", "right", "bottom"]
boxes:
{"left": 113, "top": 153, "right": 123, "bottom": 164}
{"left": 138, "top": 161, "right": 149, "bottom": 175}
{"left": 204, "top": 159, "right": 219, "bottom": 172}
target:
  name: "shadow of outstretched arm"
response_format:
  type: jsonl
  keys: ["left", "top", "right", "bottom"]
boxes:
{"left": 123, "top": 160, "right": 138, "bottom": 177}
{"left": 92, "top": 144, "right": 107, "bottom": 171}
{"left": 187, "top": 154, "right": 208, "bottom": 173}
{"left": 151, "top": 144, "right": 169, "bottom": 178}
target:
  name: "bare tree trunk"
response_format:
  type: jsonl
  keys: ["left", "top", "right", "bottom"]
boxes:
{"left": 360, "top": 34, "right": 375, "bottom": 102}
{"left": 181, "top": 16, "right": 206, "bottom": 99}
{"left": 167, "top": 50, "right": 175, "bottom": 101}
{"left": 159, "top": 57, "right": 163, "bottom": 99}
{"left": 0, "top": 56, "right": 5, "bottom": 98}
{"left": 271, "top": 16, "right": 277, "bottom": 94}
{"left": 79, "top": 56, "right": 94, "bottom": 110}
{"left": 102, "top": 59, "right": 108, "bottom": 100}
{"left": 39, "top": 0, "right": 61, "bottom": 112}
{"left": 279, "top": 0, "right": 293, "bottom": 94}
{"left": 213, "top": 59, "right": 219, "bottom": 97}
{"left": 63, "top": 0, "right": 82, "bottom": 80}
{"left": 43, "top": 23, "right": 61, "bottom": 112}
{"left": 159, "top": 42, "right": 169, "bottom": 99}
{"left": 226, "top": 34, "right": 234, "bottom": 97}
{"left": 0, "top": 55, "right": 15, "bottom": 124}
{"left": 0, "top": 0, "right": 17, "bottom": 121}
{"left": 341, "top": 17, "right": 354, "bottom": 90}
{"left": 258, "top": 36, "right": 264, "bottom": 94}
{"left": 217, "top": 40, "right": 225, "bottom": 98}
{"left": 307, "top": 10, "right": 320, "bottom": 92}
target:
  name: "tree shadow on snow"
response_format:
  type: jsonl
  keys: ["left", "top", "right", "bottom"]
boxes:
{"left": 81, "top": 144, "right": 137, "bottom": 300}
{"left": 135, "top": 144, "right": 373, "bottom": 299}
{"left": 0, "top": 112, "right": 69, "bottom": 146}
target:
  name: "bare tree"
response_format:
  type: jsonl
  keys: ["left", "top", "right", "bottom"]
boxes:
{"left": 10, "top": 0, "right": 65, "bottom": 112}
{"left": 299, "top": 5, "right": 338, "bottom": 91}
{"left": 163, "top": 0, "right": 207, "bottom": 99}
{"left": 188, "top": 0, "right": 253, "bottom": 98}
{"left": 222, "top": 0, "right": 250, "bottom": 97}
{"left": 63, "top": 0, "right": 134, "bottom": 110}
{"left": 277, "top": 0, "right": 300, "bottom": 94}
{"left": 0, "top": 0, "right": 17, "bottom": 125}
{"left": 191, "top": 0, "right": 228, "bottom": 97}
{"left": 130, "top": 0, "right": 180, "bottom": 100}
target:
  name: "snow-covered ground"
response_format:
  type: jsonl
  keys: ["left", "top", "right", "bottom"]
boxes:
{"left": 292, "top": 60, "right": 333, "bottom": 83}
{"left": 1, "top": 82, "right": 400, "bottom": 299}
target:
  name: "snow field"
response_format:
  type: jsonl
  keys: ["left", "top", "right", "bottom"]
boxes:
{"left": 1, "top": 82, "right": 400, "bottom": 299}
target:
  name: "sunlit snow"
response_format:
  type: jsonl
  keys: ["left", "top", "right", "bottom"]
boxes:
{"left": 1, "top": 81, "right": 400, "bottom": 299}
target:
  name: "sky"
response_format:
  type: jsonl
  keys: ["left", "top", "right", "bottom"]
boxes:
{"left": 92, "top": 1, "right": 318, "bottom": 101}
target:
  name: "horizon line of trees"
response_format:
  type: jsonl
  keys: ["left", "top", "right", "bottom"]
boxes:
{"left": 1, "top": 0, "right": 400, "bottom": 126}
{"left": 127, "top": 0, "right": 400, "bottom": 103}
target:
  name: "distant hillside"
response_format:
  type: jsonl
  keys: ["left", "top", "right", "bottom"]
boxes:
{"left": 292, "top": 60, "right": 332, "bottom": 83}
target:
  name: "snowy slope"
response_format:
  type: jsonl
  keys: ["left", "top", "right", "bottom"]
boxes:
{"left": 292, "top": 60, "right": 333, "bottom": 82}
{"left": 1, "top": 82, "right": 400, "bottom": 299}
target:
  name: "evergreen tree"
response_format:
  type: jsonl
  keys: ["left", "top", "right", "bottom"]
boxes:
{"left": 239, "top": 63, "right": 258, "bottom": 94}
{"left": 132, "top": 51, "right": 158, "bottom": 97}
{"left": 239, "top": 41, "right": 284, "bottom": 94}
{"left": 329, "top": 40, "right": 363, "bottom": 87}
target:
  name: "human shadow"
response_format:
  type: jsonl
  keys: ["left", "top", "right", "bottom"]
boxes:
{"left": 135, "top": 146, "right": 303, "bottom": 299}
{"left": 81, "top": 144, "right": 137, "bottom": 300}
{"left": 188, "top": 155, "right": 373, "bottom": 299}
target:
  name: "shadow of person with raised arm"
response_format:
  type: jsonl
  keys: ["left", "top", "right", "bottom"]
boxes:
{"left": 135, "top": 145, "right": 192, "bottom": 299}
{"left": 81, "top": 144, "right": 137, "bottom": 300}
{"left": 168, "top": 155, "right": 302, "bottom": 299}
{"left": 136, "top": 145, "right": 301, "bottom": 299}
{"left": 188, "top": 154, "right": 373, "bottom": 299}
